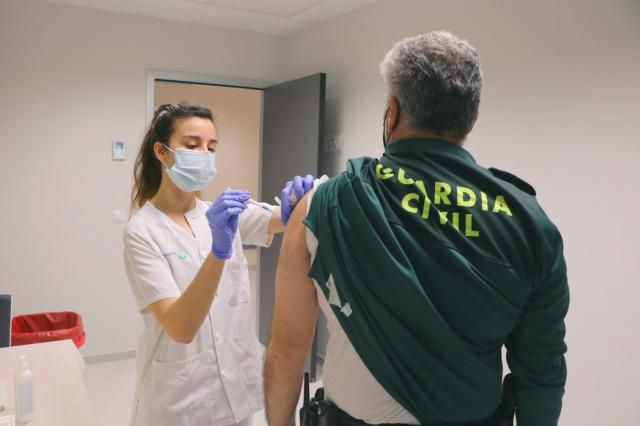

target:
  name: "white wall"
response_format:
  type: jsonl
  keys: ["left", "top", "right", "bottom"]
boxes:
{"left": 282, "top": 1, "right": 640, "bottom": 425}
{"left": 1, "top": 0, "right": 639, "bottom": 423}
{"left": 0, "top": 0, "right": 284, "bottom": 357}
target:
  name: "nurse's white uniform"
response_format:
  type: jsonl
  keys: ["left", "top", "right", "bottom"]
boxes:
{"left": 123, "top": 199, "right": 272, "bottom": 426}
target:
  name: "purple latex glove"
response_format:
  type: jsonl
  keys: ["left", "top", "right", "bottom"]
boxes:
{"left": 206, "top": 190, "right": 250, "bottom": 259}
{"left": 280, "top": 174, "right": 315, "bottom": 225}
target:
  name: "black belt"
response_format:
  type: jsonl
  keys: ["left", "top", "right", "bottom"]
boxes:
{"left": 299, "top": 373, "right": 515, "bottom": 426}
{"left": 336, "top": 406, "right": 502, "bottom": 426}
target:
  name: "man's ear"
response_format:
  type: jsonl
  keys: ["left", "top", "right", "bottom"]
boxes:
{"left": 386, "top": 97, "right": 401, "bottom": 136}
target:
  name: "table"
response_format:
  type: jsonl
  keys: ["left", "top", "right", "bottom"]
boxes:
{"left": 0, "top": 340, "right": 95, "bottom": 425}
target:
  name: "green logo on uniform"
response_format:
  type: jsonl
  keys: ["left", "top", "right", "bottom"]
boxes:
{"left": 178, "top": 250, "right": 188, "bottom": 260}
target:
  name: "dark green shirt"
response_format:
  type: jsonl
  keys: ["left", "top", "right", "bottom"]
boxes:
{"left": 304, "top": 138, "right": 569, "bottom": 426}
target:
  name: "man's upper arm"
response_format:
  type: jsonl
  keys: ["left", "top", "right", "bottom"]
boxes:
{"left": 270, "top": 195, "right": 318, "bottom": 354}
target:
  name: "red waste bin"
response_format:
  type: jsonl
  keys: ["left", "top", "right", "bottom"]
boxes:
{"left": 11, "top": 311, "right": 86, "bottom": 348}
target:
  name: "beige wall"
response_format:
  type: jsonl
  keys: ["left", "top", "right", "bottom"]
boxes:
{"left": 0, "top": 0, "right": 283, "bottom": 357}
{"left": 154, "top": 82, "right": 262, "bottom": 269}
{"left": 282, "top": 1, "right": 640, "bottom": 425}
{"left": 154, "top": 82, "right": 263, "bottom": 203}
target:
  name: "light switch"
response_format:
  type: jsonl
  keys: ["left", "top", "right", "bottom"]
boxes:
{"left": 112, "top": 139, "right": 126, "bottom": 161}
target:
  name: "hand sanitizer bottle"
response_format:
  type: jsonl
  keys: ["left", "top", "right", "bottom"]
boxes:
{"left": 15, "top": 355, "right": 33, "bottom": 423}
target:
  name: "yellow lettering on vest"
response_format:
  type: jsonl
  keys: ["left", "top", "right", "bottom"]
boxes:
{"left": 401, "top": 193, "right": 420, "bottom": 214}
{"left": 439, "top": 211, "right": 449, "bottom": 224}
{"left": 375, "top": 163, "right": 394, "bottom": 180}
{"left": 413, "top": 180, "right": 431, "bottom": 219}
{"left": 457, "top": 186, "right": 477, "bottom": 207}
{"left": 465, "top": 214, "right": 480, "bottom": 237}
{"left": 481, "top": 192, "right": 489, "bottom": 211}
{"left": 415, "top": 180, "right": 428, "bottom": 198}
{"left": 421, "top": 196, "right": 431, "bottom": 219}
{"left": 492, "top": 195, "right": 513, "bottom": 216}
{"left": 398, "top": 168, "right": 415, "bottom": 185}
{"left": 434, "top": 182, "right": 452, "bottom": 205}
{"left": 451, "top": 212, "right": 460, "bottom": 231}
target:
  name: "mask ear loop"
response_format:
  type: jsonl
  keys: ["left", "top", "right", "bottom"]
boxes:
{"left": 159, "top": 143, "right": 174, "bottom": 172}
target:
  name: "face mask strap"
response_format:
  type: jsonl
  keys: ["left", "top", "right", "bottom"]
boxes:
{"left": 157, "top": 143, "right": 176, "bottom": 174}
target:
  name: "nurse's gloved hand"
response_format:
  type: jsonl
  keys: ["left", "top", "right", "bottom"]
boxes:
{"left": 280, "top": 174, "right": 315, "bottom": 225}
{"left": 206, "top": 190, "right": 250, "bottom": 260}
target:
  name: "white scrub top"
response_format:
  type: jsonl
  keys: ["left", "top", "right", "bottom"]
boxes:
{"left": 123, "top": 199, "right": 272, "bottom": 426}
{"left": 305, "top": 184, "right": 419, "bottom": 425}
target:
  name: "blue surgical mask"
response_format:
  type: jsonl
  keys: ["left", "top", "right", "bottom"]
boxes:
{"left": 163, "top": 145, "right": 217, "bottom": 192}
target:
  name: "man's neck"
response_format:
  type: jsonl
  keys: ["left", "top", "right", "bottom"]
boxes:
{"left": 389, "top": 128, "right": 461, "bottom": 146}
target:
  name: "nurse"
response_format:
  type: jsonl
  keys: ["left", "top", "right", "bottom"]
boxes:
{"left": 123, "top": 102, "right": 312, "bottom": 426}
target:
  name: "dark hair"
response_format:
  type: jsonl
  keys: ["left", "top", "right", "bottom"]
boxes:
{"left": 130, "top": 102, "right": 214, "bottom": 211}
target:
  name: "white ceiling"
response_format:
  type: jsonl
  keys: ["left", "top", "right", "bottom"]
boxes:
{"left": 186, "top": 0, "right": 327, "bottom": 18}
{"left": 37, "top": 0, "right": 377, "bottom": 35}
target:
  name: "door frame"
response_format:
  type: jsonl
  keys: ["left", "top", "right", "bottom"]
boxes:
{"left": 146, "top": 69, "right": 274, "bottom": 125}
{"left": 145, "top": 70, "right": 322, "bottom": 380}
{"left": 146, "top": 69, "right": 274, "bottom": 335}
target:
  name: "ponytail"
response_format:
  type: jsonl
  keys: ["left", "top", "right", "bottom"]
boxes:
{"left": 130, "top": 103, "right": 214, "bottom": 212}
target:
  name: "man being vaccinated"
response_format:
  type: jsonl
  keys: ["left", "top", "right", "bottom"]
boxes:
{"left": 265, "top": 31, "right": 569, "bottom": 426}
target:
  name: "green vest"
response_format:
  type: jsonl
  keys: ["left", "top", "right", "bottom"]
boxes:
{"left": 304, "top": 138, "right": 568, "bottom": 426}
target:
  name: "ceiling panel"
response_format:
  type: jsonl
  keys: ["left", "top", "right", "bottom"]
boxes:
{"left": 203, "top": 0, "right": 327, "bottom": 18}
{"left": 34, "top": 0, "right": 377, "bottom": 35}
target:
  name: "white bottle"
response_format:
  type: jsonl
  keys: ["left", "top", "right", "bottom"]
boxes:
{"left": 15, "top": 355, "right": 33, "bottom": 423}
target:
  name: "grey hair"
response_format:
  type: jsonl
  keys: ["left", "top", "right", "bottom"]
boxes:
{"left": 379, "top": 31, "right": 483, "bottom": 140}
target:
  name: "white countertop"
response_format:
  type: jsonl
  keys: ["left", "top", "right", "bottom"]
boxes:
{"left": 0, "top": 340, "right": 95, "bottom": 425}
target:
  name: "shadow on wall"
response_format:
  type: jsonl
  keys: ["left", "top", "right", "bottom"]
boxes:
{"left": 630, "top": 0, "right": 640, "bottom": 18}
{"left": 320, "top": 97, "right": 344, "bottom": 177}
